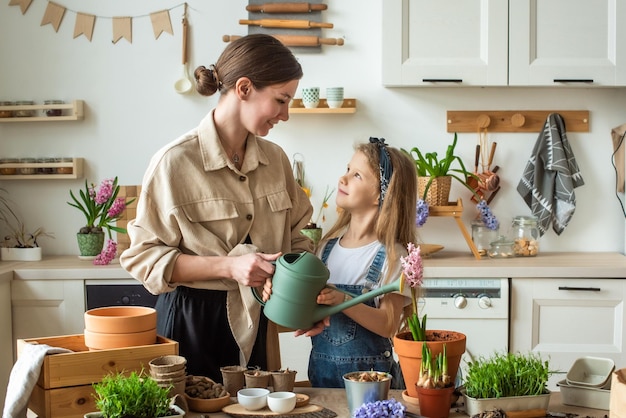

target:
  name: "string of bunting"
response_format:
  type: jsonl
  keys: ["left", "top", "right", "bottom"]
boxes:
{"left": 8, "top": 0, "right": 192, "bottom": 43}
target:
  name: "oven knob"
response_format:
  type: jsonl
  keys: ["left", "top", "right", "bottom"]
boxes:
{"left": 478, "top": 294, "right": 492, "bottom": 309}
{"left": 453, "top": 294, "right": 467, "bottom": 309}
{"left": 121, "top": 295, "right": 131, "bottom": 305}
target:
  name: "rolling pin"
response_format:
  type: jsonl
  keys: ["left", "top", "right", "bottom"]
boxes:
{"left": 246, "top": 3, "right": 328, "bottom": 13}
{"left": 223, "top": 34, "right": 344, "bottom": 47}
{"left": 239, "top": 19, "right": 333, "bottom": 29}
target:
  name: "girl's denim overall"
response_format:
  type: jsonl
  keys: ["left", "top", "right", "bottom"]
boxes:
{"left": 308, "top": 238, "right": 404, "bottom": 388}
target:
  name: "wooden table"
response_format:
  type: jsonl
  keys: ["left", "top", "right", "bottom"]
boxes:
{"left": 186, "top": 388, "right": 609, "bottom": 418}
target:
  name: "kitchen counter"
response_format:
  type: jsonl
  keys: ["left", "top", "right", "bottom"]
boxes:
{"left": 183, "top": 388, "right": 608, "bottom": 418}
{"left": 3, "top": 252, "right": 626, "bottom": 280}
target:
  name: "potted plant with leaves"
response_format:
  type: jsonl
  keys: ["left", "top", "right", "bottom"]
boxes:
{"left": 0, "top": 188, "right": 53, "bottom": 261}
{"left": 461, "top": 352, "right": 553, "bottom": 416}
{"left": 393, "top": 242, "right": 466, "bottom": 399}
{"left": 85, "top": 370, "right": 184, "bottom": 418}
{"left": 403, "top": 132, "right": 478, "bottom": 206}
{"left": 415, "top": 344, "right": 456, "bottom": 418}
{"left": 68, "top": 177, "right": 134, "bottom": 264}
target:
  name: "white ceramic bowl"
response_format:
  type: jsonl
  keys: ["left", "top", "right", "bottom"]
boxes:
{"left": 267, "top": 391, "right": 297, "bottom": 414}
{"left": 237, "top": 388, "right": 270, "bottom": 411}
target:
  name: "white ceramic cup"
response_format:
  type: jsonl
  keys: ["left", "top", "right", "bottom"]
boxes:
{"left": 326, "top": 87, "right": 344, "bottom": 108}
{"left": 301, "top": 87, "right": 320, "bottom": 108}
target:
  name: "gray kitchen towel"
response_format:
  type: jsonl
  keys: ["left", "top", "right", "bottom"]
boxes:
{"left": 517, "top": 113, "right": 585, "bottom": 236}
{"left": 3, "top": 343, "right": 72, "bottom": 418}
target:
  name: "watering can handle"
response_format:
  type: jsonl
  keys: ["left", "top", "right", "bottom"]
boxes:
{"left": 251, "top": 287, "right": 266, "bottom": 306}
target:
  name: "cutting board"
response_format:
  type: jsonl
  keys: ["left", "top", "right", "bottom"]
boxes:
{"left": 221, "top": 403, "right": 336, "bottom": 417}
{"left": 116, "top": 185, "right": 141, "bottom": 255}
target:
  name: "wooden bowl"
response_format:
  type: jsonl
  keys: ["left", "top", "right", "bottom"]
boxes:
{"left": 185, "top": 393, "right": 231, "bottom": 413}
{"left": 83, "top": 327, "right": 157, "bottom": 350}
{"left": 84, "top": 306, "right": 157, "bottom": 333}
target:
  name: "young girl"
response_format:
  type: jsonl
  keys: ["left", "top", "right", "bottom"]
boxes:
{"left": 308, "top": 137, "right": 417, "bottom": 388}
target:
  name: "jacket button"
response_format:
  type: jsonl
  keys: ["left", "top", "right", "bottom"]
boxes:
{"left": 239, "top": 176, "right": 246, "bottom": 181}
{"left": 246, "top": 214, "right": 253, "bottom": 220}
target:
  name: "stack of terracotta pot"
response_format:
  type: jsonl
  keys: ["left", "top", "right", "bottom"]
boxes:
{"left": 149, "top": 355, "right": 188, "bottom": 397}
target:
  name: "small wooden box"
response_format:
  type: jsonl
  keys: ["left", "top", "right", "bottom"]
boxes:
{"left": 17, "top": 334, "right": 178, "bottom": 418}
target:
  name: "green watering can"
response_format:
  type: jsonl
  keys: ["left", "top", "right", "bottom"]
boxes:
{"left": 252, "top": 252, "right": 403, "bottom": 330}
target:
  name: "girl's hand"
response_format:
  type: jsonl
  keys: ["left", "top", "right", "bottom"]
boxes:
{"left": 294, "top": 317, "right": 330, "bottom": 337}
{"left": 316, "top": 286, "right": 344, "bottom": 306}
{"left": 230, "top": 252, "right": 281, "bottom": 287}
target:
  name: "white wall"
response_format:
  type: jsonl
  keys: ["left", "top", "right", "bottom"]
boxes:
{"left": 1, "top": 0, "right": 625, "bottom": 256}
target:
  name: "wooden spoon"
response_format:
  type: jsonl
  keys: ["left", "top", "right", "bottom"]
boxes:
{"left": 174, "top": 15, "right": 193, "bottom": 94}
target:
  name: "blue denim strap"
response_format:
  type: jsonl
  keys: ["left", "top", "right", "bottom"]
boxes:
{"left": 320, "top": 237, "right": 339, "bottom": 264}
{"left": 364, "top": 246, "right": 386, "bottom": 289}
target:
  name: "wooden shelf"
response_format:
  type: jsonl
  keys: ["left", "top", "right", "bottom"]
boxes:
{"left": 427, "top": 198, "right": 481, "bottom": 260}
{"left": 446, "top": 110, "right": 589, "bottom": 133}
{"left": 0, "top": 100, "right": 84, "bottom": 122}
{"left": 0, "top": 158, "right": 83, "bottom": 180}
{"left": 289, "top": 98, "right": 356, "bottom": 114}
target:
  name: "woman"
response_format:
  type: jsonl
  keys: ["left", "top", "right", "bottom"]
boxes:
{"left": 120, "top": 34, "right": 315, "bottom": 382}
{"left": 308, "top": 138, "right": 416, "bottom": 388}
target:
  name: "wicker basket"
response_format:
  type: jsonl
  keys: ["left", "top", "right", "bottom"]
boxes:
{"left": 418, "top": 176, "right": 452, "bottom": 206}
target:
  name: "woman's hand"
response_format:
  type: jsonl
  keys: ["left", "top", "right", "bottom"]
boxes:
{"left": 261, "top": 278, "right": 272, "bottom": 302}
{"left": 230, "top": 252, "right": 281, "bottom": 287}
{"left": 294, "top": 317, "right": 330, "bottom": 337}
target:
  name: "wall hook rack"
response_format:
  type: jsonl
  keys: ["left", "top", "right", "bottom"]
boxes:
{"left": 446, "top": 110, "right": 590, "bottom": 133}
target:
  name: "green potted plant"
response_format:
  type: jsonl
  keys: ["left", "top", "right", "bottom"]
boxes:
{"left": 0, "top": 188, "right": 53, "bottom": 261}
{"left": 394, "top": 242, "right": 466, "bottom": 398}
{"left": 67, "top": 177, "right": 134, "bottom": 264}
{"left": 86, "top": 370, "right": 184, "bottom": 418}
{"left": 415, "top": 344, "right": 456, "bottom": 418}
{"left": 461, "top": 352, "right": 553, "bottom": 416}
{"left": 403, "top": 132, "right": 478, "bottom": 206}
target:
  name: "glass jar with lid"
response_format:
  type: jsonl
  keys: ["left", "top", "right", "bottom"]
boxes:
{"left": 511, "top": 215, "right": 540, "bottom": 257}
{"left": 0, "top": 158, "right": 19, "bottom": 175}
{"left": 14, "top": 100, "right": 35, "bottom": 117}
{"left": 0, "top": 101, "right": 14, "bottom": 118}
{"left": 43, "top": 100, "right": 64, "bottom": 117}
{"left": 488, "top": 236, "right": 515, "bottom": 259}
{"left": 471, "top": 219, "right": 499, "bottom": 257}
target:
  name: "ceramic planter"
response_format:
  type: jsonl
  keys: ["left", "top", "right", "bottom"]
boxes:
{"left": 393, "top": 330, "right": 466, "bottom": 398}
{"left": 76, "top": 232, "right": 105, "bottom": 257}
{"left": 417, "top": 385, "right": 455, "bottom": 418}
{"left": 0, "top": 247, "right": 42, "bottom": 261}
{"left": 461, "top": 388, "right": 551, "bottom": 416}
{"left": 84, "top": 404, "right": 185, "bottom": 418}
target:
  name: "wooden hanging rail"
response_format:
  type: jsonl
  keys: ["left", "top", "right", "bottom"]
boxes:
{"left": 446, "top": 110, "right": 590, "bottom": 133}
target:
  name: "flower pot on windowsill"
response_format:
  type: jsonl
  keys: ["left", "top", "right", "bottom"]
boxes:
{"left": 1, "top": 246, "right": 42, "bottom": 261}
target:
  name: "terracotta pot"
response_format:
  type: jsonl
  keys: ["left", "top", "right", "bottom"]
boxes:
{"left": 84, "top": 306, "right": 157, "bottom": 333}
{"left": 417, "top": 385, "right": 455, "bottom": 418}
{"left": 84, "top": 328, "right": 156, "bottom": 350}
{"left": 393, "top": 330, "right": 466, "bottom": 398}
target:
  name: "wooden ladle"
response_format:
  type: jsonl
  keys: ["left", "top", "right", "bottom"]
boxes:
{"left": 174, "top": 14, "right": 193, "bottom": 94}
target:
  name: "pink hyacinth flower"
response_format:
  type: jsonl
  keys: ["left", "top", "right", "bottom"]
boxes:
{"left": 400, "top": 242, "right": 423, "bottom": 288}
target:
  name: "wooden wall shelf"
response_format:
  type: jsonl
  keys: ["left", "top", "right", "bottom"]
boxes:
{"left": 0, "top": 158, "right": 83, "bottom": 180}
{"left": 446, "top": 110, "right": 589, "bottom": 133}
{"left": 0, "top": 100, "right": 84, "bottom": 122}
{"left": 289, "top": 98, "right": 356, "bottom": 114}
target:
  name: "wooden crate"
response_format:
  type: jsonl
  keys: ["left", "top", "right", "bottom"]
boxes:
{"left": 17, "top": 334, "right": 178, "bottom": 418}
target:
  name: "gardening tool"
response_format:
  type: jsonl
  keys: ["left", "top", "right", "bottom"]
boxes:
{"left": 174, "top": 10, "right": 192, "bottom": 94}
{"left": 223, "top": 34, "right": 343, "bottom": 47}
{"left": 251, "top": 252, "right": 403, "bottom": 330}
{"left": 479, "top": 141, "right": 500, "bottom": 192}
{"left": 467, "top": 144, "right": 481, "bottom": 194}
{"left": 246, "top": 3, "right": 328, "bottom": 13}
{"left": 239, "top": 18, "right": 333, "bottom": 29}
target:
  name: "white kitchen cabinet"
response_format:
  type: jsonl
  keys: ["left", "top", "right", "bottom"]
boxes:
{"left": 509, "top": 0, "right": 626, "bottom": 86}
{"left": 382, "top": 0, "right": 508, "bottom": 86}
{"left": 0, "top": 275, "right": 13, "bottom": 414}
{"left": 382, "top": 0, "right": 626, "bottom": 87}
{"left": 11, "top": 280, "right": 85, "bottom": 352}
{"left": 510, "top": 278, "right": 626, "bottom": 390}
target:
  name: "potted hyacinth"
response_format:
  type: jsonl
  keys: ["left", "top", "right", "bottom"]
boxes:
{"left": 67, "top": 177, "right": 134, "bottom": 265}
{"left": 393, "top": 243, "right": 467, "bottom": 399}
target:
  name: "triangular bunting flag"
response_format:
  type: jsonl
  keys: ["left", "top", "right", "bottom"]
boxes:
{"left": 8, "top": 0, "right": 32, "bottom": 14}
{"left": 112, "top": 17, "right": 132, "bottom": 44}
{"left": 74, "top": 13, "right": 95, "bottom": 41}
{"left": 150, "top": 10, "right": 173, "bottom": 39}
{"left": 41, "top": 2, "right": 66, "bottom": 32}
